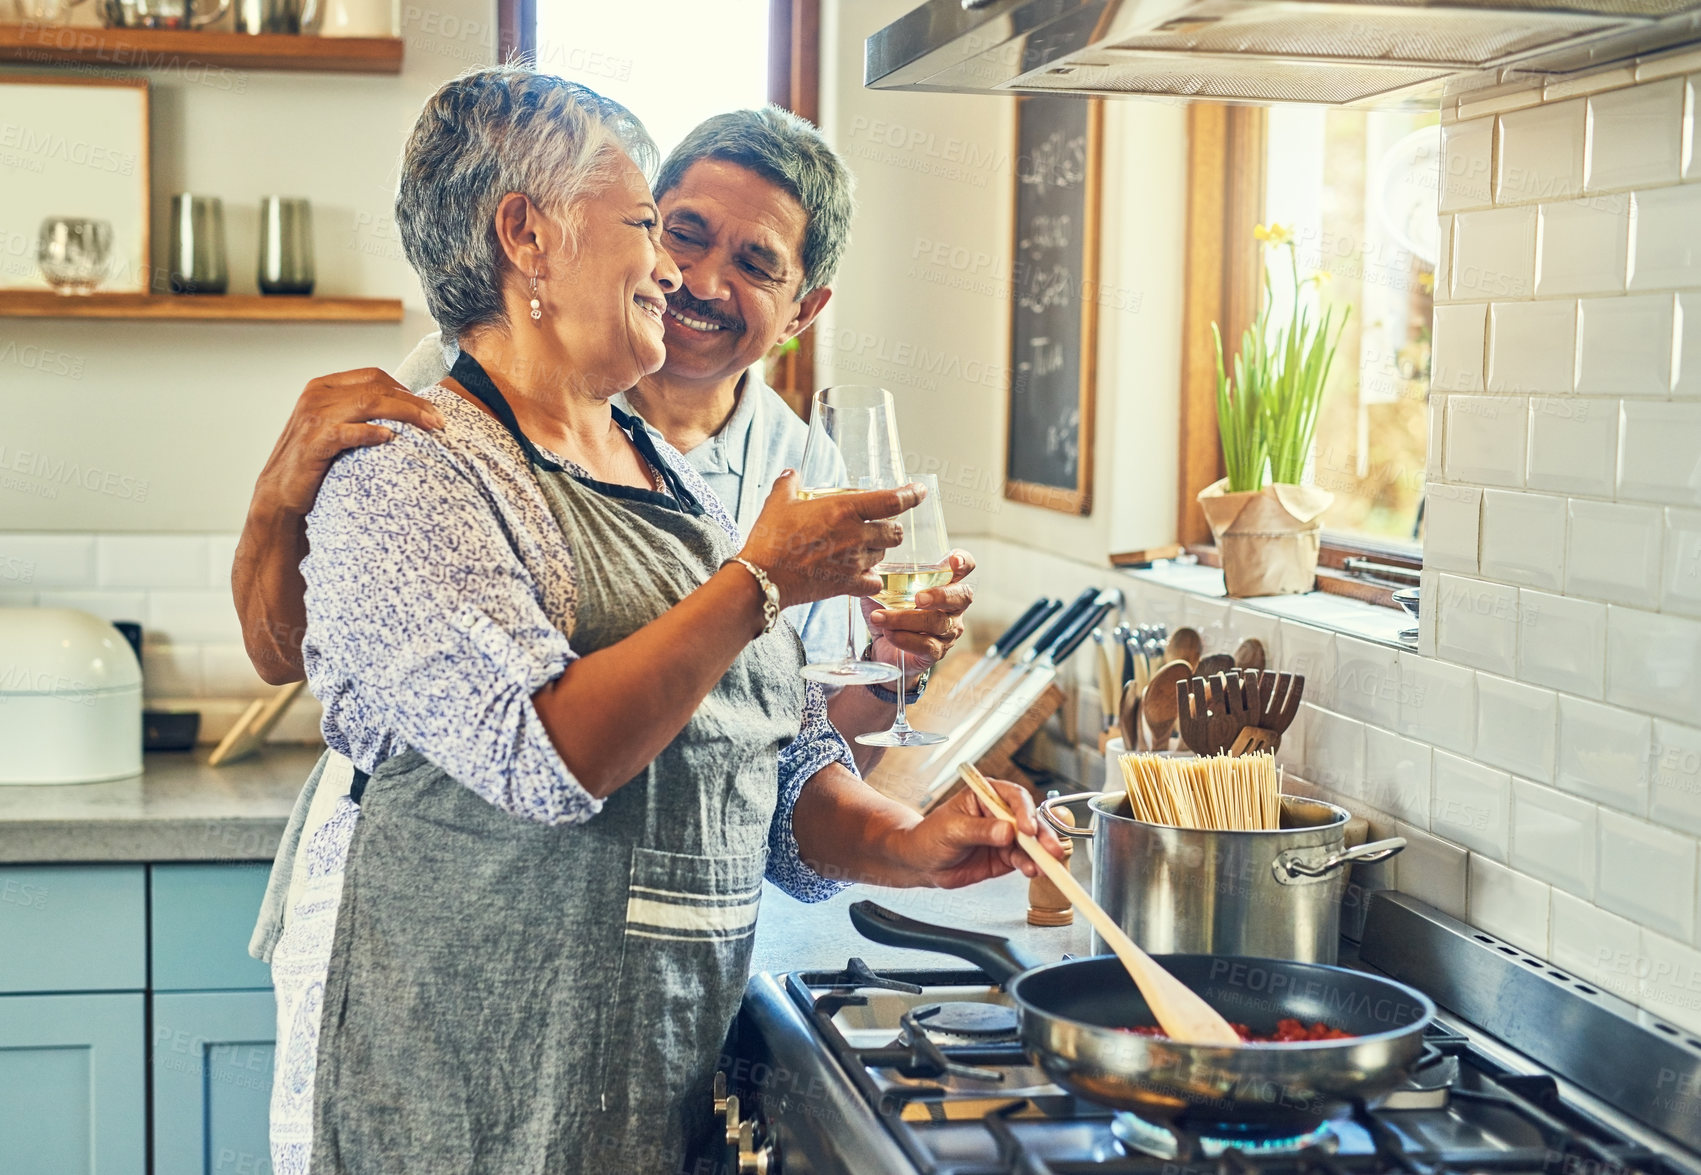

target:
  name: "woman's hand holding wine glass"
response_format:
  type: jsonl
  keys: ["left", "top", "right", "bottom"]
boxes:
{"left": 737, "top": 472, "right": 923, "bottom": 608}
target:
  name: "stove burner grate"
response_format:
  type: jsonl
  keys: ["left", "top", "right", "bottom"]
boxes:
{"left": 909, "top": 1001, "right": 1020, "bottom": 1040}
{"left": 1111, "top": 1112, "right": 1338, "bottom": 1161}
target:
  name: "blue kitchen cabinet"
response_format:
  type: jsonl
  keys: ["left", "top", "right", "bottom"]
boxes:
{"left": 0, "top": 865, "right": 145, "bottom": 993}
{"left": 0, "top": 992, "right": 147, "bottom": 1175}
{"left": 153, "top": 991, "right": 277, "bottom": 1175}
{"left": 151, "top": 864, "right": 274, "bottom": 992}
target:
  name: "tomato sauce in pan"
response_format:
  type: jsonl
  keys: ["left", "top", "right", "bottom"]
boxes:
{"left": 1119, "top": 1019, "right": 1354, "bottom": 1043}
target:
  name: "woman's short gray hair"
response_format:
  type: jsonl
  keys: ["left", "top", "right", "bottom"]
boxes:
{"left": 654, "top": 106, "right": 854, "bottom": 298}
{"left": 395, "top": 66, "right": 658, "bottom": 338}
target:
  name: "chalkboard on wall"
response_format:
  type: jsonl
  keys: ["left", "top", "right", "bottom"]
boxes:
{"left": 1005, "top": 96, "right": 1101, "bottom": 516}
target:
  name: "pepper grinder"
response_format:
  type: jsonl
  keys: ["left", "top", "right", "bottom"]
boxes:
{"left": 1027, "top": 795, "right": 1076, "bottom": 926}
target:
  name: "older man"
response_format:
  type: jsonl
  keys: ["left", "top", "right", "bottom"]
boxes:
{"left": 233, "top": 106, "right": 972, "bottom": 759}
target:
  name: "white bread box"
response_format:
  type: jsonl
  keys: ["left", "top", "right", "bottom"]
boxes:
{"left": 0, "top": 608, "right": 142, "bottom": 784}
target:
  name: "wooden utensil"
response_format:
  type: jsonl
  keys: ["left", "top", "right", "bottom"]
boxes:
{"left": 1229, "top": 671, "right": 1306, "bottom": 755}
{"left": 1167, "top": 626, "right": 1203, "bottom": 670}
{"left": 1140, "top": 660, "right": 1192, "bottom": 751}
{"left": 1196, "top": 652, "right": 1237, "bottom": 678}
{"left": 957, "top": 764, "right": 1242, "bottom": 1046}
{"left": 1118, "top": 680, "right": 1141, "bottom": 752}
{"left": 209, "top": 680, "right": 306, "bottom": 767}
{"left": 1234, "top": 638, "right": 1266, "bottom": 671}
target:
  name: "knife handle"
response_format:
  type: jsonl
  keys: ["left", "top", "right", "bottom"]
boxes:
{"left": 1025, "top": 586, "right": 1099, "bottom": 662}
{"left": 1047, "top": 599, "right": 1117, "bottom": 666}
{"left": 991, "top": 597, "right": 1057, "bottom": 658}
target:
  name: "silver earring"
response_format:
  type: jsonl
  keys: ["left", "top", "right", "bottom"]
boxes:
{"left": 529, "top": 272, "right": 542, "bottom": 322}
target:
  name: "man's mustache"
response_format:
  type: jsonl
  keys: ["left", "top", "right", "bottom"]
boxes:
{"left": 666, "top": 291, "right": 744, "bottom": 332}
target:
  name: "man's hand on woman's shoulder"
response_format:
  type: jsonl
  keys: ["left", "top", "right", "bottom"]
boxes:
{"left": 255, "top": 368, "right": 446, "bottom": 518}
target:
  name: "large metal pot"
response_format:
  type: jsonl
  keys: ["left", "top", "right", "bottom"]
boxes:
{"left": 1039, "top": 791, "right": 1404, "bottom": 964}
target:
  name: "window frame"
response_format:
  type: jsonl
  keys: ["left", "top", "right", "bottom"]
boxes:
{"left": 1177, "top": 104, "right": 1423, "bottom": 609}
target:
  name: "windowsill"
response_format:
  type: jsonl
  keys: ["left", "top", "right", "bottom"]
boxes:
{"left": 1121, "top": 560, "right": 1418, "bottom": 650}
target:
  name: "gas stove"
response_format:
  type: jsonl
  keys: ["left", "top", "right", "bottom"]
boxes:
{"left": 719, "top": 893, "right": 1701, "bottom": 1174}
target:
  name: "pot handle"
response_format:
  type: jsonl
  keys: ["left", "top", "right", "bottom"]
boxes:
{"left": 1271, "top": 836, "right": 1406, "bottom": 885}
{"left": 848, "top": 901, "right": 1039, "bottom": 984}
{"left": 1037, "top": 791, "right": 1098, "bottom": 839}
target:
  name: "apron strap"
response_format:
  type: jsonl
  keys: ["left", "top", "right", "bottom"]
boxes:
{"left": 447, "top": 349, "right": 705, "bottom": 515}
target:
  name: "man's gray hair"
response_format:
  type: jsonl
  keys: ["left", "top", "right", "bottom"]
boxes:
{"left": 654, "top": 106, "right": 854, "bottom": 298}
{"left": 395, "top": 65, "right": 658, "bottom": 338}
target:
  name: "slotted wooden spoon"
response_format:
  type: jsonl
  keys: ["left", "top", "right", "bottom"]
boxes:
{"left": 957, "top": 764, "right": 1242, "bottom": 1045}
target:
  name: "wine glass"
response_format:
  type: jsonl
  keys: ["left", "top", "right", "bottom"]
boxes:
{"left": 856, "top": 473, "right": 952, "bottom": 748}
{"left": 798, "top": 386, "right": 907, "bottom": 687}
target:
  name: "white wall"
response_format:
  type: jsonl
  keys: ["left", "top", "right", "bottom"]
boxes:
{"left": 1, "top": 4, "right": 493, "bottom": 533}
{"left": 816, "top": 0, "right": 1187, "bottom": 561}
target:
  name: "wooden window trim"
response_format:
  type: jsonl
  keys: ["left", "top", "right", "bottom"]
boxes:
{"left": 764, "top": 0, "right": 821, "bottom": 421}
{"left": 1177, "top": 105, "right": 1421, "bottom": 610}
{"left": 497, "top": 0, "right": 534, "bottom": 62}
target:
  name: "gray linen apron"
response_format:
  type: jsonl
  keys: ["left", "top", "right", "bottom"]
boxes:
{"left": 309, "top": 353, "right": 806, "bottom": 1174}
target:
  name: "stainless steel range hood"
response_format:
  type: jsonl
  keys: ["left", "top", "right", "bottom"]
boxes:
{"left": 865, "top": 0, "right": 1701, "bottom": 108}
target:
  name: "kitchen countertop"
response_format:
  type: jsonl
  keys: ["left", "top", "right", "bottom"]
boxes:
{"left": 0, "top": 745, "right": 323, "bottom": 863}
{"left": 751, "top": 851, "right": 1096, "bottom": 975}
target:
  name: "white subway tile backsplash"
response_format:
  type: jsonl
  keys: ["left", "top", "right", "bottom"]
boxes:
{"left": 1487, "top": 301, "right": 1577, "bottom": 395}
{"left": 34, "top": 591, "right": 146, "bottom": 626}
{"left": 1452, "top": 206, "right": 1537, "bottom": 300}
{"left": 1335, "top": 636, "right": 1401, "bottom": 729}
{"left": 1499, "top": 99, "right": 1586, "bottom": 203}
{"left": 1546, "top": 68, "right": 1637, "bottom": 103}
{"left": 1469, "top": 854, "right": 1552, "bottom": 954}
{"left": 1431, "top": 304, "right": 1487, "bottom": 393}
{"left": 1687, "top": 73, "right": 1701, "bottom": 181}
{"left": 1392, "top": 819, "right": 1470, "bottom": 917}
{"left": 1606, "top": 605, "right": 1701, "bottom": 724}
{"left": 1364, "top": 726, "right": 1433, "bottom": 824}
{"left": 96, "top": 535, "right": 209, "bottom": 590}
{"left": 1476, "top": 674, "right": 1559, "bottom": 782}
{"left": 199, "top": 643, "right": 269, "bottom": 698}
{"left": 1619, "top": 401, "right": 1701, "bottom": 507}
{"left": 141, "top": 643, "right": 203, "bottom": 699}
{"left": 1638, "top": 930, "right": 1701, "bottom": 1033}
{"left": 1433, "top": 750, "right": 1513, "bottom": 859}
{"left": 1586, "top": 78, "right": 1686, "bottom": 191}
{"left": 1680, "top": 291, "right": 1701, "bottom": 398}
{"left": 1550, "top": 889, "right": 1642, "bottom": 1001}
{"left": 1651, "top": 719, "right": 1701, "bottom": 836}
{"left": 1301, "top": 704, "right": 1366, "bottom": 795}
{"left": 1527, "top": 398, "right": 1620, "bottom": 497}
{"left": 1435, "top": 574, "right": 1520, "bottom": 676}
{"left": 1511, "top": 777, "right": 1599, "bottom": 896}
{"left": 1279, "top": 622, "right": 1338, "bottom": 709}
{"left": 1664, "top": 507, "right": 1701, "bottom": 617}
{"left": 1536, "top": 198, "right": 1630, "bottom": 297}
{"left": 0, "top": 534, "right": 95, "bottom": 588}
{"left": 1440, "top": 117, "right": 1495, "bottom": 212}
{"left": 1556, "top": 694, "right": 1652, "bottom": 814}
{"left": 1517, "top": 588, "right": 1607, "bottom": 698}
{"left": 1445, "top": 396, "right": 1528, "bottom": 487}
{"left": 1435, "top": 215, "right": 1454, "bottom": 303}
{"left": 1635, "top": 51, "right": 1701, "bottom": 84}
{"left": 1399, "top": 651, "right": 1477, "bottom": 755}
{"left": 145, "top": 589, "right": 243, "bottom": 646}
{"left": 1566, "top": 499, "right": 1664, "bottom": 608}
{"left": 1597, "top": 808, "right": 1698, "bottom": 940}
{"left": 1575, "top": 294, "right": 1675, "bottom": 396}
{"left": 206, "top": 534, "right": 239, "bottom": 589}
{"left": 1423, "top": 484, "right": 1481, "bottom": 573}
{"left": 1479, "top": 489, "right": 1566, "bottom": 591}
{"left": 1629, "top": 184, "right": 1701, "bottom": 291}
{"left": 1427, "top": 397, "right": 1447, "bottom": 480}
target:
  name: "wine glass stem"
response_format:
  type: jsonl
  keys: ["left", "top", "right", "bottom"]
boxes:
{"left": 890, "top": 647, "right": 912, "bottom": 734}
{"left": 844, "top": 596, "right": 859, "bottom": 666}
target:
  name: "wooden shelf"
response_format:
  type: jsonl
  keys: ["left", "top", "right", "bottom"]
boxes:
{"left": 0, "top": 291, "right": 404, "bottom": 322}
{"left": 0, "top": 23, "right": 402, "bottom": 74}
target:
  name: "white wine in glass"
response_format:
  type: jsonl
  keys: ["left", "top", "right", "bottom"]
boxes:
{"left": 857, "top": 473, "right": 951, "bottom": 748}
{"left": 797, "top": 387, "right": 907, "bottom": 687}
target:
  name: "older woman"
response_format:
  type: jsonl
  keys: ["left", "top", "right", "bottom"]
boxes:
{"left": 269, "top": 66, "right": 1058, "bottom": 1175}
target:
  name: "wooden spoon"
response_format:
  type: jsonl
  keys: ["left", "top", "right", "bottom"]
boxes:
{"left": 1118, "top": 680, "right": 1141, "bottom": 752}
{"left": 1235, "top": 638, "right": 1267, "bottom": 671}
{"left": 1140, "top": 660, "right": 1192, "bottom": 751}
{"left": 957, "top": 764, "right": 1242, "bottom": 1045}
{"left": 1196, "top": 652, "right": 1237, "bottom": 678}
{"left": 1167, "top": 626, "right": 1203, "bottom": 670}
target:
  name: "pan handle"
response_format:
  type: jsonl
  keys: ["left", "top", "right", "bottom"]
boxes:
{"left": 848, "top": 901, "right": 1041, "bottom": 985}
{"left": 1037, "top": 791, "right": 1098, "bottom": 839}
{"left": 1272, "top": 837, "right": 1407, "bottom": 885}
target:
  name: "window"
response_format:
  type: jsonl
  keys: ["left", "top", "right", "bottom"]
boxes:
{"left": 1264, "top": 107, "right": 1437, "bottom": 549}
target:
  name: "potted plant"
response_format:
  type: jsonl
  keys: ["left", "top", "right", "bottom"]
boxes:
{"left": 1197, "top": 223, "right": 1349, "bottom": 597}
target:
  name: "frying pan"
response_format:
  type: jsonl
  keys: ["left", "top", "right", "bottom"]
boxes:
{"left": 850, "top": 901, "right": 1436, "bottom": 1133}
